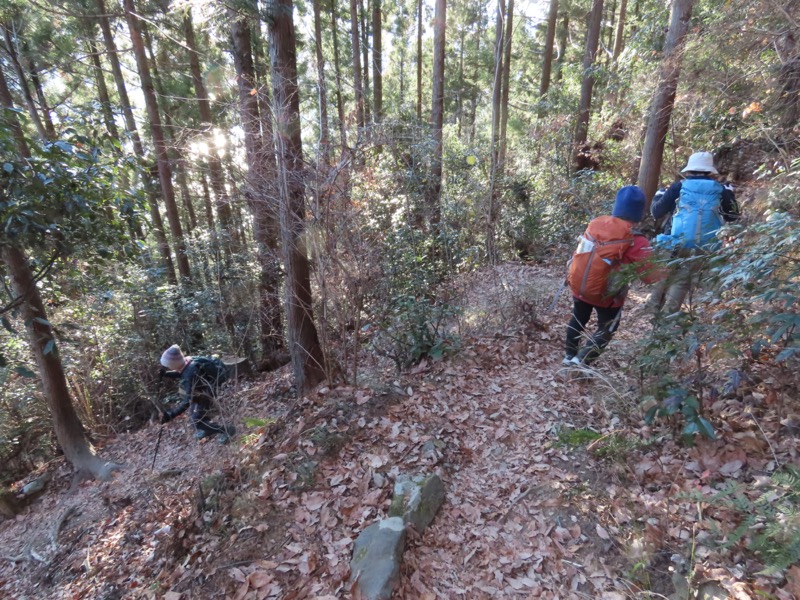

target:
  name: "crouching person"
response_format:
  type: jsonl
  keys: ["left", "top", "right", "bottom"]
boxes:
{"left": 159, "top": 345, "right": 236, "bottom": 444}
{"left": 564, "top": 186, "right": 661, "bottom": 366}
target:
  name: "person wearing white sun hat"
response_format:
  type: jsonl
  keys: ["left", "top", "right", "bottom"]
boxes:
{"left": 646, "top": 151, "right": 740, "bottom": 314}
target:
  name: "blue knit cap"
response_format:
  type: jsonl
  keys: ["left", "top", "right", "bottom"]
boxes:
{"left": 612, "top": 185, "right": 646, "bottom": 222}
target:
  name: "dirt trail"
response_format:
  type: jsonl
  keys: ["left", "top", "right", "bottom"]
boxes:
{"left": 0, "top": 262, "right": 761, "bottom": 599}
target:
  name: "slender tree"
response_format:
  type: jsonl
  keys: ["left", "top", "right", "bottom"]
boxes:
{"left": 487, "top": 0, "right": 506, "bottom": 263}
{"left": 350, "top": 0, "right": 365, "bottom": 130}
{"left": 372, "top": 0, "right": 383, "bottom": 123}
{"left": 96, "top": 0, "right": 176, "bottom": 284}
{"left": 426, "top": 0, "right": 446, "bottom": 233}
{"left": 229, "top": 8, "right": 286, "bottom": 362}
{"left": 573, "top": 0, "right": 604, "bottom": 165}
{"left": 266, "top": 0, "right": 327, "bottom": 391}
{"left": 612, "top": 0, "right": 628, "bottom": 61}
{"left": 1, "top": 22, "right": 49, "bottom": 139}
{"left": 86, "top": 37, "right": 120, "bottom": 140}
{"left": 638, "top": 0, "right": 695, "bottom": 205}
{"left": 359, "top": 0, "right": 371, "bottom": 124}
{"left": 416, "top": 0, "right": 423, "bottom": 120}
{"left": 555, "top": 0, "right": 570, "bottom": 82}
{"left": 313, "top": 0, "right": 331, "bottom": 162}
{"left": 330, "top": 0, "right": 347, "bottom": 150}
{"left": 540, "top": 0, "right": 559, "bottom": 98}
{"left": 499, "top": 0, "right": 514, "bottom": 168}
{"left": 21, "top": 41, "right": 56, "bottom": 139}
{"left": 123, "top": 0, "right": 191, "bottom": 281}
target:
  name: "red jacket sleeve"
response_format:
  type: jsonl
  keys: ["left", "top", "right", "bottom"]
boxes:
{"left": 622, "top": 235, "right": 663, "bottom": 284}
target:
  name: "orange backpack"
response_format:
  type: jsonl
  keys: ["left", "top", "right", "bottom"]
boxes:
{"left": 567, "top": 216, "right": 634, "bottom": 304}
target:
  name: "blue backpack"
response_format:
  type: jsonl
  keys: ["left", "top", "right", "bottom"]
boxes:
{"left": 669, "top": 178, "right": 724, "bottom": 250}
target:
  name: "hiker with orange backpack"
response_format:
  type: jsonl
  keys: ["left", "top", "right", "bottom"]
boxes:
{"left": 563, "top": 185, "right": 661, "bottom": 366}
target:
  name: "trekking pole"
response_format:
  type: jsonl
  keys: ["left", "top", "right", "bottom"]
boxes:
{"left": 548, "top": 279, "right": 567, "bottom": 312}
{"left": 151, "top": 425, "right": 164, "bottom": 470}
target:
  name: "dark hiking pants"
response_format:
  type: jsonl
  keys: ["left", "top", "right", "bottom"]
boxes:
{"left": 565, "top": 297, "right": 623, "bottom": 364}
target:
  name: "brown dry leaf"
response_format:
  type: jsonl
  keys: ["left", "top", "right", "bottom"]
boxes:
{"left": 247, "top": 571, "right": 273, "bottom": 589}
{"left": 164, "top": 592, "right": 182, "bottom": 600}
{"left": 785, "top": 565, "right": 800, "bottom": 597}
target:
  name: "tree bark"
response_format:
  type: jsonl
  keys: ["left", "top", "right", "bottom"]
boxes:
{"left": 540, "top": 0, "right": 559, "bottom": 98}
{"left": 360, "top": 0, "right": 371, "bottom": 125}
{"left": 416, "top": 0, "right": 423, "bottom": 121}
{"left": 350, "top": 0, "right": 365, "bottom": 131}
{"left": 330, "top": 0, "right": 348, "bottom": 150}
{"left": 638, "top": 0, "right": 695, "bottom": 207}
{"left": 87, "top": 38, "right": 120, "bottom": 140}
{"left": 573, "top": 0, "right": 604, "bottom": 166}
{"left": 96, "top": 0, "right": 176, "bottom": 284}
{"left": 487, "top": 0, "right": 505, "bottom": 263}
{"left": 230, "top": 9, "right": 286, "bottom": 361}
{"left": 22, "top": 45, "right": 56, "bottom": 139}
{"left": 426, "top": 0, "right": 446, "bottom": 233}
{"left": 123, "top": 0, "right": 191, "bottom": 282}
{"left": 2, "top": 247, "right": 118, "bottom": 481}
{"left": 199, "top": 166, "right": 215, "bottom": 230}
{"left": 555, "top": 0, "right": 570, "bottom": 82}
{"left": 372, "top": 0, "right": 383, "bottom": 123}
{"left": 612, "top": 0, "right": 627, "bottom": 60}
{"left": 499, "top": 0, "right": 514, "bottom": 169}
{"left": 313, "top": 0, "right": 331, "bottom": 162}
{"left": 266, "top": 0, "right": 327, "bottom": 392}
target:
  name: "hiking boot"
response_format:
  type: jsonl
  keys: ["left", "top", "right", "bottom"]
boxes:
{"left": 217, "top": 425, "right": 236, "bottom": 445}
{"left": 562, "top": 356, "right": 576, "bottom": 366}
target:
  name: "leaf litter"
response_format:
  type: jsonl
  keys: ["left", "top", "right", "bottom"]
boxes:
{"left": 0, "top": 262, "right": 796, "bottom": 599}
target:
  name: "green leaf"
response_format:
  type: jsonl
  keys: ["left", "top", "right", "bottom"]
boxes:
{"left": 644, "top": 405, "right": 659, "bottom": 425}
{"left": 3, "top": 162, "right": 13, "bottom": 174}
{"left": 775, "top": 347, "right": 799, "bottom": 362}
{"left": 44, "top": 339, "right": 55, "bottom": 355}
{"left": 682, "top": 420, "right": 699, "bottom": 437}
{"left": 697, "top": 417, "right": 717, "bottom": 440}
{"left": 14, "top": 365, "right": 36, "bottom": 378}
{"left": 32, "top": 317, "right": 52, "bottom": 327}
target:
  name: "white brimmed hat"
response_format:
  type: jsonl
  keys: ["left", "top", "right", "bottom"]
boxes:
{"left": 681, "top": 151, "right": 718, "bottom": 175}
{"left": 160, "top": 344, "right": 186, "bottom": 371}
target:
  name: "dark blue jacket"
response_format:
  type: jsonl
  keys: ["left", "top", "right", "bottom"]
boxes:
{"left": 651, "top": 175, "right": 739, "bottom": 223}
{"left": 162, "top": 358, "right": 229, "bottom": 421}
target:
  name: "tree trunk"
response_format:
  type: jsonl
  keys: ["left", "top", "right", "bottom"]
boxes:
{"left": 540, "top": 0, "right": 559, "bottom": 98}
{"left": 2, "top": 247, "right": 118, "bottom": 481}
{"left": 313, "top": 0, "right": 331, "bottom": 162}
{"left": 183, "top": 10, "right": 236, "bottom": 244}
{"left": 457, "top": 28, "right": 465, "bottom": 138}
{"left": 330, "top": 0, "right": 348, "bottom": 150}
{"left": 638, "top": 0, "right": 695, "bottom": 206}
{"left": 22, "top": 46, "right": 56, "bottom": 139}
{"left": 266, "top": 0, "right": 327, "bottom": 392}
{"left": 87, "top": 38, "right": 120, "bottom": 139}
{"left": 96, "top": 0, "right": 176, "bottom": 284}
{"left": 200, "top": 167, "right": 215, "bottom": 230}
{"left": 416, "top": 0, "right": 423, "bottom": 121}
{"left": 372, "top": 0, "right": 383, "bottom": 123}
{"left": 124, "top": 0, "right": 191, "bottom": 282}
{"left": 360, "top": 0, "right": 371, "bottom": 125}
{"left": 573, "top": 0, "right": 604, "bottom": 167}
{"left": 468, "top": 18, "right": 483, "bottom": 142}
{"left": 499, "top": 0, "right": 514, "bottom": 169}
{"left": 612, "top": 0, "right": 627, "bottom": 60}
{"left": 230, "top": 9, "right": 286, "bottom": 361}
{"left": 350, "top": 0, "right": 365, "bottom": 131}
{"left": 555, "top": 0, "right": 570, "bottom": 82}
{"left": 2, "top": 23, "right": 49, "bottom": 139}
{"left": 606, "top": 0, "right": 616, "bottom": 59}
{"left": 426, "top": 0, "right": 446, "bottom": 233}
{"left": 487, "top": 0, "right": 505, "bottom": 263}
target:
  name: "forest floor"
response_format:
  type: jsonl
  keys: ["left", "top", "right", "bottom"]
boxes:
{"left": 0, "top": 261, "right": 797, "bottom": 600}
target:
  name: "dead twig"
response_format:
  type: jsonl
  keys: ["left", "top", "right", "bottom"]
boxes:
{"left": 51, "top": 505, "right": 79, "bottom": 548}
